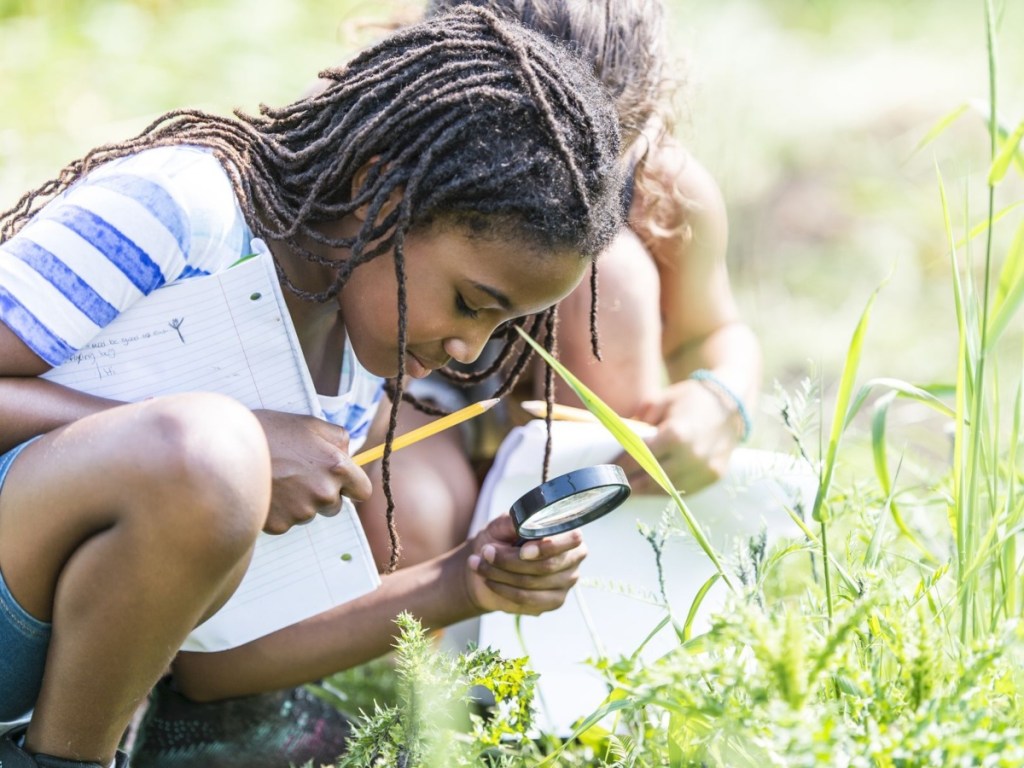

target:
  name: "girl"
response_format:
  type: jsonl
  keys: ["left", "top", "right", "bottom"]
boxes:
{"left": 0, "top": 7, "right": 623, "bottom": 767}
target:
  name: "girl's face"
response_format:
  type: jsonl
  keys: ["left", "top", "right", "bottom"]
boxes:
{"left": 339, "top": 226, "right": 587, "bottom": 379}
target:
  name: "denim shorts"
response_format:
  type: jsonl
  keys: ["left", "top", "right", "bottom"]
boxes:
{"left": 0, "top": 438, "right": 50, "bottom": 721}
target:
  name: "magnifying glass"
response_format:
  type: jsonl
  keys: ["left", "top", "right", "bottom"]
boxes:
{"left": 510, "top": 464, "right": 632, "bottom": 540}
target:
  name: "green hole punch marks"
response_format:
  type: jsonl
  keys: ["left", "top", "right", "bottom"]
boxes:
{"left": 340, "top": 553, "right": 353, "bottom": 562}
{"left": 250, "top": 292, "right": 262, "bottom": 301}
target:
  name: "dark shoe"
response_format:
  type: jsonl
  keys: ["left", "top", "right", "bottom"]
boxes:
{"left": 130, "top": 679, "right": 353, "bottom": 768}
{"left": 0, "top": 727, "right": 130, "bottom": 767}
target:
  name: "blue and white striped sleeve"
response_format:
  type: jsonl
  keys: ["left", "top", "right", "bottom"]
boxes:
{"left": 0, "top": 147, "right": 245, "bottom": 367}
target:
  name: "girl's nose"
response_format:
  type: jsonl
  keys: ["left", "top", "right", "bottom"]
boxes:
{"left": 444, "top": 327, "right": 493, "bottom": 365}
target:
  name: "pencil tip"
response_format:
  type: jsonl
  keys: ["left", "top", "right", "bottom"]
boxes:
{"left": 482, "top": 397, "right": 501, "bottom": 409}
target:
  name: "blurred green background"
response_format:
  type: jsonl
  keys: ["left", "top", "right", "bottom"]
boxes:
{"left": 2, "top": 0, "right": 1022, "bottom": 452}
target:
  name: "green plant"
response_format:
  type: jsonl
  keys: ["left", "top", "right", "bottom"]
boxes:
{"left": 334, "top": 613, "right": 543, "bottom": 768}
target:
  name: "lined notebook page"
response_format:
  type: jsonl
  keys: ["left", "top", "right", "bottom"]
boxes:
{"left": 42, "top": 253, "right": 319, "bottom": 415}
{"left": 43, "top": 249, "right": 381, "bottom": 652}
{"left": 181, "top": 497, "right": 381, "bottom": 652}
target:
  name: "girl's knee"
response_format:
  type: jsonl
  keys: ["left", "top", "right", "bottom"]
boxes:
{"left": 123, "top": 394, "right": 270, "bottom": 555}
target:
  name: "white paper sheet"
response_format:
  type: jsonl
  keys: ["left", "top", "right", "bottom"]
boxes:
{"left": 44, "top": 247, "right": 381, "bottom": 652}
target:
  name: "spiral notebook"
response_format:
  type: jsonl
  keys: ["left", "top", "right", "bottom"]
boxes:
{"left": 42, "top": 245, "right": 381, "bottom": 652}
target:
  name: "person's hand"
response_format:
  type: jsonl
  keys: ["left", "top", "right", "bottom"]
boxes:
{"left": 619, "top": 379, "right": 744, "bottom": 495}
{"left": 463, "top": 515, "right": 587, "bottom": 616}
{"left": 252, "top": 409, "right": 372, "bottom": 534}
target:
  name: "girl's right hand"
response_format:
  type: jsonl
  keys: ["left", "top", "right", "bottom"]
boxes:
{"left": 462, "top": 515, "right": 587, "bottom": 616}
{"left": 252, "top": 409, "right": 372, "bottom": 534}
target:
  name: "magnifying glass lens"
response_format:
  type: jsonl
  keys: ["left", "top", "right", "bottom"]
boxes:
{"left": 510, "top": 464, "right": 631, "bottom": 539}
{"left": 517, "top": 485, "right": 622, "bottom": 534}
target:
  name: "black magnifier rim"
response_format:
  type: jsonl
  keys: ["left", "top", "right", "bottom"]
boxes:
{"left": 510, "top": 464, "right": 631, "bottom": 539}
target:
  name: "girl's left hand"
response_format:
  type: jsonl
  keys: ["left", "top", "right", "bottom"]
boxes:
{"left": 463, "top": 515, "right": 587, "bottom": 616}
{"left": 619, "top": 378, "right": 744, "bottom": 495}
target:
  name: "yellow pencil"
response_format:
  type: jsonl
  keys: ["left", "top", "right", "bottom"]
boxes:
{"left": 519, "top": 400, "right": 652, "bottom": 432}
{"left": 352, "top": 397, "right": 500, "bottom": 466}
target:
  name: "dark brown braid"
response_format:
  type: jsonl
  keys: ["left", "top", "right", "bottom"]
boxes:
{"left": 541, "top": 305, "right": 559, "bottom": 482}
{"left": 0, "top": 7, "right": 625, "bottom": 571}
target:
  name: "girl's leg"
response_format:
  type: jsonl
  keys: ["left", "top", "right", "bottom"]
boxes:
{"left": 126, "top": 393, "right": 478, "bottom": 768}
{"left": 0, "top": 393, "right": 271, "bottom": 765}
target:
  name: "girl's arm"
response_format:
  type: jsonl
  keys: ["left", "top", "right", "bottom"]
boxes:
{"left": 169, "top": 515, "right": 586, "bottom": 700}
{"left": 548, "top": 135, "right": 762, "bottom": 494}
{"left": 640, "top": 136, "right": 761, "bottom": 405}
{"left": 0, "top": 321, "right": 370, "bottom": 532}
{"left": 630, "top": 138, "right": 763, "bottom": 492}
{"left": 0, "top": 325, "right": 118, "bottom": 452}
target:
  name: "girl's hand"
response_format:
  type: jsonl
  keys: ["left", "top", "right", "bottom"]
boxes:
{"left": 253, "top": 409, "right": 372, "bottom": 534}
{"left": 463, "top": 515, "right": 587, "bottom": 615}
{"left": 619, "top": 379, "right": 743, "bottom": 495}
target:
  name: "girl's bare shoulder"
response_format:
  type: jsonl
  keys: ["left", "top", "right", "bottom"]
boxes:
{"left": 631, "top": 133, "right": 727, "bottom": 255}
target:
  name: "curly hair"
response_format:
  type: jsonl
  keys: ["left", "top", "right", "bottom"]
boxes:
{"left": 426, "top": 0, "right": 669, "bottom": 145}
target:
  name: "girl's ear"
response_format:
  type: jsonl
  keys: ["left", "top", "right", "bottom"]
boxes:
{"left": 351, "top": 158, "right": 403, "bottom": 225}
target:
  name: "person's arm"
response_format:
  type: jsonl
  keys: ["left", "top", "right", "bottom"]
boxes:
{"left": 169, "top": 514, "right": 586, "bottom": 700}
{"left": 0, "top": 326, "right": 119, "bottom": 452}
{"left": 626, "top": 138, "right": 762, "bottom": 492}
{"left": 551, "top": 226, "right": 664, "bottom": 419}
{"left": 544, "top": 135, "right": 762, "bottom": 494}
{"left": 641, "top": 136, "right": 761, "bottom": 402}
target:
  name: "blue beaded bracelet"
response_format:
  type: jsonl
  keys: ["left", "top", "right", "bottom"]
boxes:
{"left": 690, "top": 369, "right": 752, "bottom": 443}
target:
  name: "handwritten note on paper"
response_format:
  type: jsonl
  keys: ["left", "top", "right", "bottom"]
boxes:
{"left": 43, "top": 250, "right": 381, "bottom": 652}
{"left": 42, "top": 253, "right": 319, "bottom": 416}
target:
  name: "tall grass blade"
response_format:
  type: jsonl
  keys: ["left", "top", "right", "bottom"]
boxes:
{"left": 987, "top": 218, "right": 1024, "bottom": 346}
{"left": 515, "top": 327, "right": 735, "bottom": 590}
{"left": 988, "top": 118, "right": 1024, "bottom": 184}
{"left": 1002, "top": 376, "right": 1023, "bottom": 617}
{"left": 868, "top": 393, "right": 936, "bottom": 562}
{"left": 954, "top": 199, "right": 1024, "bottom": 249}
{"left": 957, "top": 0, "right": 1001, "bottom": 645}
{"left": 908, "top": 102, "right": 969, "bottom": 160}
{"left": 936, "top": 164, "right": 969, "bottom": 556}
{"left": 681, "top": 573, "right": 720, "bottom": 642}
{"left": 536, "top": 698, "right": 638, "bottom": 766}
{"left": 811, "top": 281, "right": 885, "bottom": 525}
{"left": 846, "top": 376, "right": 959, "bottom": 427}
{"left": 783, "top": 503, "right": 859, "bottom": 593}
{"left": 971, "top": 98, "right": 1024, "bottom": 177}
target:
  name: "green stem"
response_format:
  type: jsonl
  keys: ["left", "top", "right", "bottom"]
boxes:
{"left": 962, "top": 0, "right": 1000, "bottom": 646}
{"left": 820, "top": 520, "right": 834, "bottom": 625}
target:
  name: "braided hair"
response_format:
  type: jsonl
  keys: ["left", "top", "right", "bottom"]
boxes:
{"left": 426, "top": 0, "right": 668, "bottom": 146}
{"left": 426, "top": 0, "right": 682, "bottom": 354}
{"left": 0, "top": 6, "right": 625, "bottom": 571}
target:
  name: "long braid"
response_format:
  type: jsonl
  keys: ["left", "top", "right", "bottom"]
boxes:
{"left": 381, "top": 245, "right": 409, "bottom": 573}
{"left": 589, "top": 258, "right": 602, "bottom": 360}
{"left": 378, "top": 114, "right": 455, "bottom": 573}
{"left": 0, "top": 7, "right": 624, "bottom": 569}
{"left": 541, "top": 305, "right": 559, "bottom": 482}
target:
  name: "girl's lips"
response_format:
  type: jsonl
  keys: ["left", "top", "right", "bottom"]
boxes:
{"left": 405, "top": 352, "right": 433, "bottom": 379}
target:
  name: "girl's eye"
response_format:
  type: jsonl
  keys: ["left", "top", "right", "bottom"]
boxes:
{"left": 455, "top": 293, "right": 480, "bottom": 319}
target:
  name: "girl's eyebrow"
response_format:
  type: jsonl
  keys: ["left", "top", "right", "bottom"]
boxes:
{"left": 471, "top": 281, "right": 512, "bottom": 311}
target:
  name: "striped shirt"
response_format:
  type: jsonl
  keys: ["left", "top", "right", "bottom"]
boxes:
{"left": 0, "top": 145, "right": 383, "bottom": 447}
